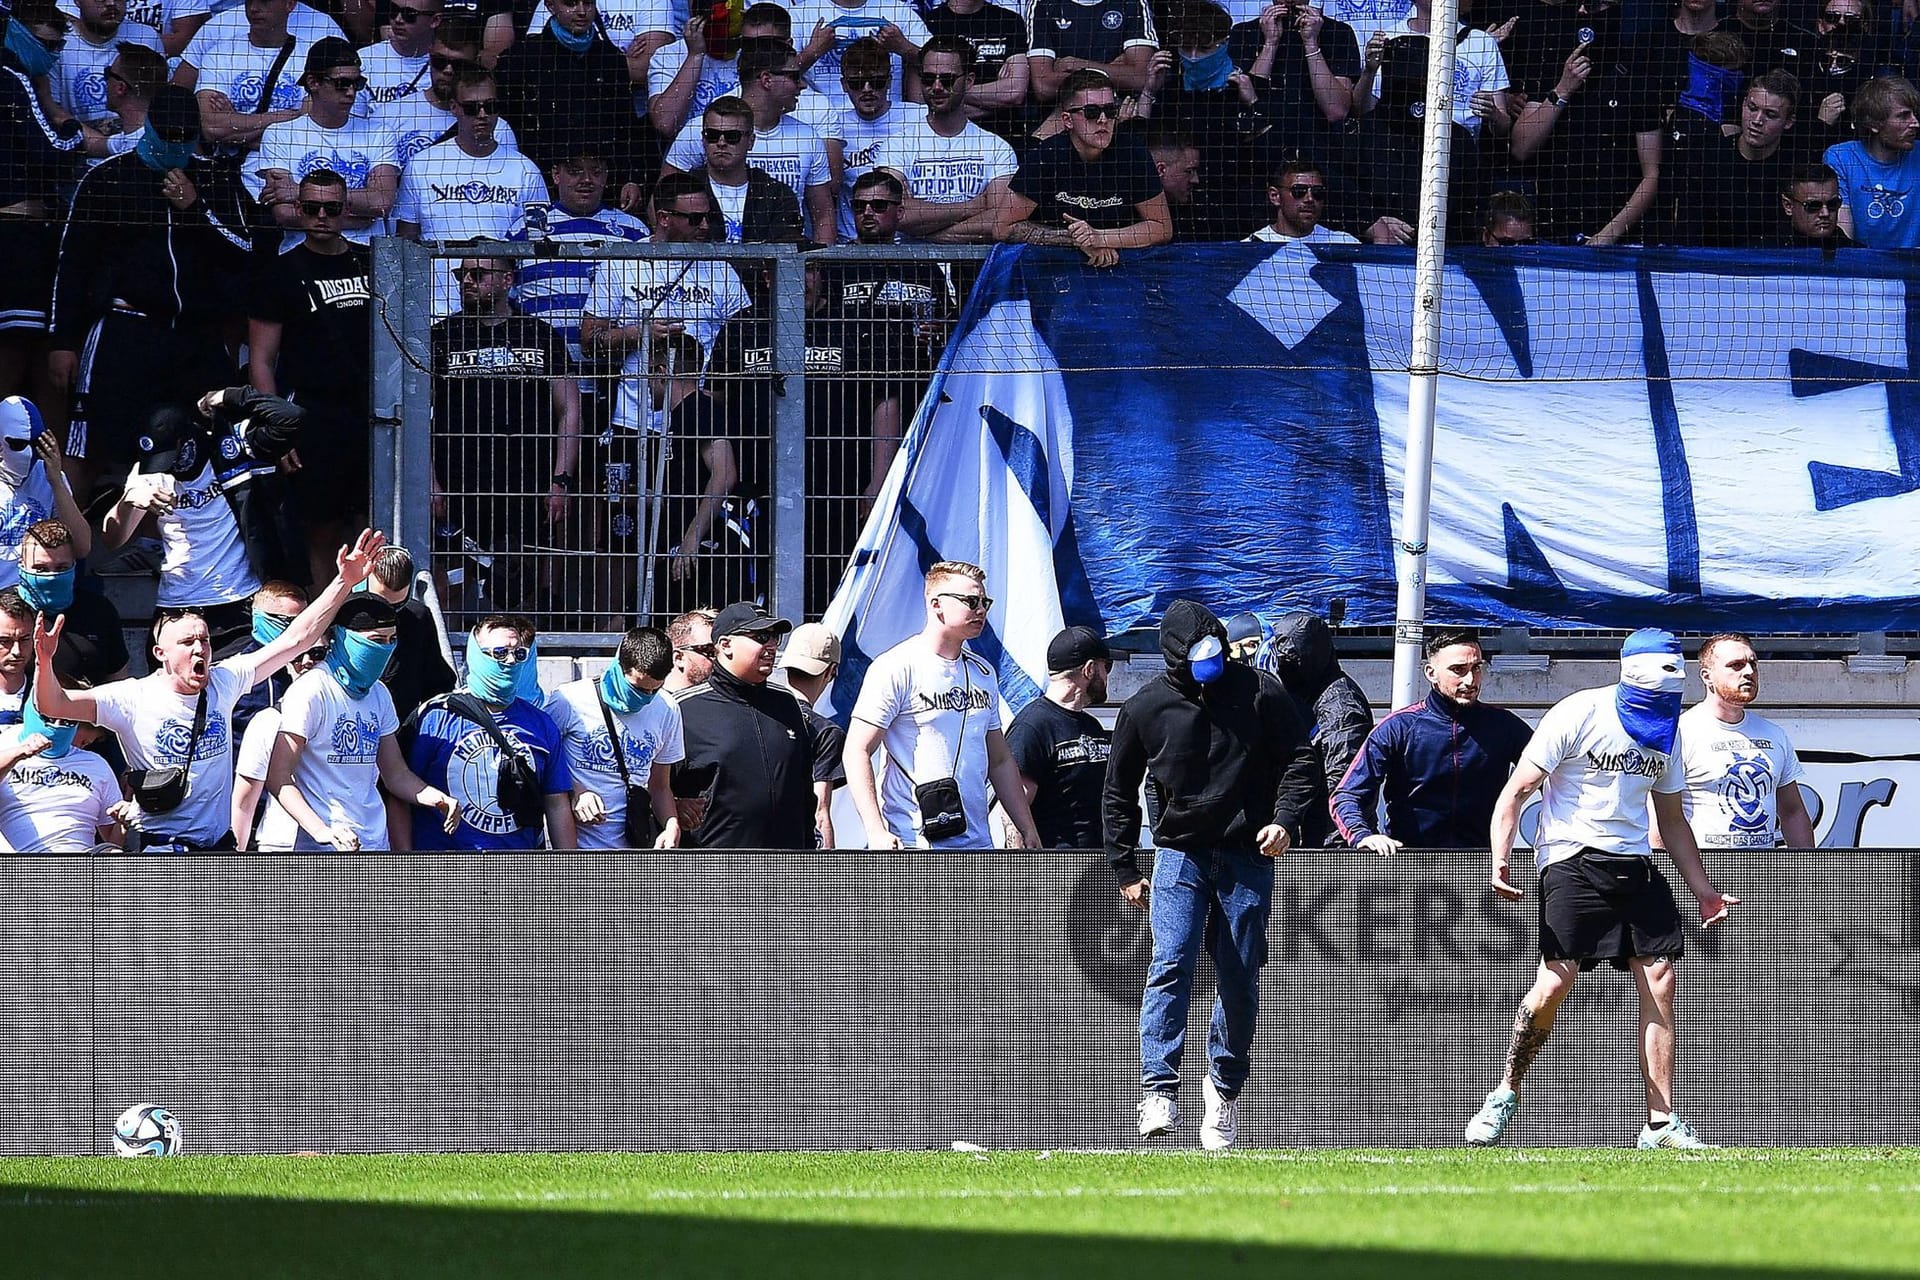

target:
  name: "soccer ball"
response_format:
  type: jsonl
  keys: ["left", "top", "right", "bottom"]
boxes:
{"left": 112, "top": 1104, "right": 182, "bottom": 1157}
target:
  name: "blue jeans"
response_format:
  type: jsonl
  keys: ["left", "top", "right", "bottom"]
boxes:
{"left": 1139, "top": 845, "right": 1275, "bottom": 1098}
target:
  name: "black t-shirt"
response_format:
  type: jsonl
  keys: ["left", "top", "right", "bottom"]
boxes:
{"left": 1668, "top": 133, "right": 1811, "bottom": 247}
{"left": 1010, "top": 131, "right": 1164, "bottom": 229}
{"left": 49, "top": 589, "right": 129, "bottom": 687}
{"left": 1005, "top": 695, "right": 1111, "bottom": 849}
{"left": 430, "top": 311, "right": 571, "bottom": 497}
{"left": 1024, "top": 0, "right": 1155, "bottom": 63}
{"left": 659, "top": 390, "right": 747, "bottom": 554}
{"left": 1228, "top": 18, "right": 1363, "bottom": 153}
{"left": 925, "top": 3, "right": 1030, "bottom": 82}
{"left": 251, "top": 243, "right": 372, "bottom": 412}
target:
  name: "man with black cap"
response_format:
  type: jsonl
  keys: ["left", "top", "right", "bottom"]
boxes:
{"left": 260, "top": 593, "right": 458, "bottom": 850}
{"left": 1004, "top": 624, "right": 1111, "bottom": 850}
{"left": 1465, "top": 628, "right": 1738, "bottom": 1151}
{"left": 1224, "top": 611, "right": 1262, "bottom": 664}
{"left": 244, "top": 39, "right": 398, "bottom": 241}
{"left": 673, "top": 600, "right": 839, "bottom": 849}
{"left": 1104, "top": 597, "right": 1319, "bottom": 1151}
{"left": 49, "top": 81, "right": 266, "bottom": 487}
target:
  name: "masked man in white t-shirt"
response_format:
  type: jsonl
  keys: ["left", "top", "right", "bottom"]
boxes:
{"left": 32, "top": 528, "right": 388, "bottom": 851}
{"left": 0, "top": 677, "right": 121, "bottom": 851}
{"left": 1674, "top": 632, "right": 1816, "bottom": 850}
{"left": 546, "top": 625, "right": 685, "bottom": 850}
{"left": 263, "top": 594, "right": 459, "bottom": 850}
{"left": 843, "top": 558, "right": 1040, "bottom": 850}
{"left": 1468, "top": 628, "right": 1739, "bottom": 1151}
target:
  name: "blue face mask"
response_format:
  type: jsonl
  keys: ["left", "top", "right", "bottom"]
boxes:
{"left": 599, "top": 661, "right": 656, "bottom": 715}
{"left": 1188, "top": 634, "right": 1226, "bottom": 685}
{"left": 5, "top": 20, "right": 59, "bottom": 78}
{"left": 1180, "top": 44, "right": 1233, "bottom": 93}
{"left": 465, "top": 633, "right": 540, "bottom": 704}
{"left": 16, "top": 565, "right": 74, "bottom": 614}
{"left": 549, "top": 18, "right": 596, "bottom": 52}
{"left": 327, "top": 626, "right": 398, "bottom": 699}
{"left": 1678, "top": 54, "right": 1744, "bottom": 123}
{"left": 252, "top": 609, "right": 294, "bottom": 647}
{"left": 135, "top": 127, "right": 198, "bottom": 173}
{"left": 22, "top": 695, "right": 77, "bottom": 759}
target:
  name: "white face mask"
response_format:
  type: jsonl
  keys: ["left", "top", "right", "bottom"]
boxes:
{"left": 0, "top": 396, "right": 44, "bottom": 487}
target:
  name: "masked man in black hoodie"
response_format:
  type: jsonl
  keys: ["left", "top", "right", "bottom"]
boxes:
{"left": 1104, "top": 599, "right": 1320, "bottom": 1151}
{"left": 1265, "top": 609, "right": 1372, "bottom": 845}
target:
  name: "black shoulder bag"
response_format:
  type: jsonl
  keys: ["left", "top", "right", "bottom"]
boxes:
{"left": 127, "top": 686, "right": 210, "bottom": 815}
{"left": 442, "top": 692, "right": 547, "bottom": 829}
{"left": 597, "top": 692, "right": 658, "bottom": 848}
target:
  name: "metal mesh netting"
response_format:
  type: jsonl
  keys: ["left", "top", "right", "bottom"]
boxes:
{"left": 4, "top": 849, "right": 1916, "bottom": 1155}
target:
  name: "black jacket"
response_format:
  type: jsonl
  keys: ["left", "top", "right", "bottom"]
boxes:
{"left": 673, "top": 665, "right": 833, "bottom": 848}
{"left": 494, "top": 30, "right": 657, "bottom": 191}
{"left": 384, "top": 596, "right": 458, "bottom": 720}
{"left": 0, "top": 59, "right": 83, "bottom": 207}
{"left": 1266, "top": 610, "right": 1373, "bottom": 845}
{"left": 50, "top": 150, "right": 266, "bottom": 349}
{"left": 688, "top": 165, "right": 803, "bottom": 244}
{"left": 1103, "top": 599, "right": 1320, "bottom": 881}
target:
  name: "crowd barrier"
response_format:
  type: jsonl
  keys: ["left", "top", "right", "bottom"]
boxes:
{"left": 5, "top": 851, "right": 1916, "bottom": 1155}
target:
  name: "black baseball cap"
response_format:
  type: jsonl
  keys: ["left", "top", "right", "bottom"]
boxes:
{"left": 1047, "top": 625, "right": 1110, "bottom": 673}
{"left": 135, "top": 404, "right": 203, "bottom": 478}
{"left": 713, "top": 601, "right": 793, "bottom": 639}
{"left": 334, "top": 596, "right": 400, "bottom": 632}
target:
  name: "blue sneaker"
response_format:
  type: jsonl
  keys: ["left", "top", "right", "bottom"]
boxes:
{"left": 1637, "top": 1117, "right": 1717, "bottom": 1149}
{"left": 1465, "top": 1087, "right": 1518, "bottom": 1146}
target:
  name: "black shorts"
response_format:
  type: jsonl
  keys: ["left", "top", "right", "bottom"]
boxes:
{"left": 1538, "top": 849, "right": 1685, "bottom": 972}
{"left": 0, "top": 217, "right": 58, "bottom": 333}
{"left": 71, "top": 311, "right": 234, "bottom": 468}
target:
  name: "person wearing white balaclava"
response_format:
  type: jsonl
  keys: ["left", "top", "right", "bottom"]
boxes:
{"left": 1465, "top": 627, "right": 1740, "bottom": 1153}
{"left": 0, "top": 395, "right": 92, "bottom": 594}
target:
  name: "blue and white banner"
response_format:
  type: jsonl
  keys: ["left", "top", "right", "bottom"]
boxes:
{"left": 825, "top": 244, "right": 1920, "bottom": 717}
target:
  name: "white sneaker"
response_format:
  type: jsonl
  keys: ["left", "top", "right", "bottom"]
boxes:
{"left": 1465, "top": 1087, "right": 1518, "bottom": 1146}
{"left": 1136, "top": 1092, "right": 1179, "bottom": 1138}
{"left": 1637, "top": 1116, "right": 1718, "bottom": 1149}
{"left": 1200, "top": 1076, "right": 1239, "bottom": 1151}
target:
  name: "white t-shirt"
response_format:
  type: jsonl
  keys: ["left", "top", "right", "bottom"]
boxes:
{"left": 377, "top": 92, "right": 519, "bottom": 168}
{"left": 784, "top": 0, "right": 931, "bottom": 109}
{"left": 0, "top": 463, "right": 57, "bottom": 593}
{"left": 181, "top": 2, "right": 344, "bottom": 66}
{"left": 709, "top": 177, "right": 751, "bottom": 242}
{"left": 527, "top": 0, "right": 674, "bottom": 45}
{"left": 665, "top": 114, "right": 832, "bottom": 235}
{"left": 1369, "top": 19, "right": 1508, "bottom": 134}
{"left": 235, "top": 703, "right": 294, "bottom": 844}
{"left": 120, "top": 0, "right": 212, "bottom": 38}
{"left": 0, "top": 729, "right": 118, "bottom": 852}
{"left": 1246, "top": 223, "right": 1359, "bottom": 244}
{"left": 255, "top": 666, "right": 400, "bottom": 850}
{"left": 582, "top": 258, "right": 751, "bottom": 427}
{"left": 92, "top": 656, "right": 261, "bottom": 844}
{"left": 850, "top": 639, "right": 1000, "bottom": 849}
{"left": 1676, "top": 702, "right": 1807, "bottom": 849}
{"left": 545, "top": 676, "right": 686, "bottom": 850}
{"left": 1522, "top": 686, "right": 1683, "bottom": 869}
{"left": 52, "top": 24, "right": 165, "bottom": 124}
{"left": 185, "top": 30, "right": 322, "bottom": 116}
{"left": 822, "top": 103, "right": 911, "bottom": 240}
{"left": 354, "top": 41, "right": 432, "bottom": 117}
{"left": 154, "top": 463, "right": 261, "bottom": 608}
{"left": 872, "top": 116, "right": 1018, "bottom": 204}
{"left": 647, "top": 42, "right": 741, "bottom": 127}
{"left": 245, "top": 114, "right": 401, "bottom": 243}
{"left": 1323, "top": 0, "right": 1414, "bottom": 47}
{"left": 394, "top": 138, "right": 546, "bottom": 240}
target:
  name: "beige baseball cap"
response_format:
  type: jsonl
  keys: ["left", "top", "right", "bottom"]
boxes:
{"left": 778, "top": 623, "right": 842, "bottom": 676}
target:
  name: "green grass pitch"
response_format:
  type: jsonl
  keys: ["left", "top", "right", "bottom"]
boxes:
{"left": 2, "top": 1148, "right": 1916, "bottom": 1278}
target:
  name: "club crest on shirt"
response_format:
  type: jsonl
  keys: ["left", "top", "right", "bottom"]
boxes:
{"left": 1102, "top": 9, "right": 1124, "bottom": 29}
{"left": 155, "top": 711, "right": 229, "bottom": 765}
{"left": 328, "top": 712, "right": 384, "bottom": 765}
{"left": 1712, "top": 751, "right": 1776, "bottom": 834}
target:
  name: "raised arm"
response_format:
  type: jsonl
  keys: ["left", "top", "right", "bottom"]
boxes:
{"left": 248, "top": 529, "right": 386, "bottom": 683}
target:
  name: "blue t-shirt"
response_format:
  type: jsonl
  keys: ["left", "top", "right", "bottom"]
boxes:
{"left": 406, "top": 697, "right": 573, "bottom": 850}
{"left": 1824, "top": 140, "right": 1920, "bottom": 248}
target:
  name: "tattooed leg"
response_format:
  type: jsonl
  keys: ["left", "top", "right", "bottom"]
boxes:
{"left": 1501, "top": 961, "right": 1577, "bottom": 1091}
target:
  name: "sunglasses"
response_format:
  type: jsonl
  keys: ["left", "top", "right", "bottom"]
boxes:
{"left": 1822, "top": 10, "right": 1861, "bottom": 23}
{"left": 1284, "top": 183, "right": 1328, "bottom": 198}
{"left": 731, "top": 629, "right": 782, "bottom": 646}
{"left": 321, "top": 74, "right": 366, "bottom": 92}
{"left": 104, "top": 67, "right": 131, "bottom": 88}
{"left": 919, "top": 71, "right": 962, "bottom": 87}
{"left": 430, "top": 53, "right": 473, "bottom": 71}
{"left": 458, "top": 98, "right": 499, "bottom": 116}
{"left": 457, "top": 266, "right": 506, "bottom": 280}
{"left": 845, "top": 74, "right": 888, "bottom": 90}
{"left": 479, "top": 644, "right": 531, "bottom": 663}
{"left": 851, "top": 197, "right": 898, "bottom": 212}
{"left": 1488, "top": 232, "right": 1536, "bottom": 245}
{"left": 3, "top": 437, "right": 28, "bottom": 450}
{"left": 936, "top": 591, "right": 993, "bottom": 612}
{"left": 703, "top": 126, "right": 747, "bottom": 144}
{"left": 676, "top": 642, "right": 718, "bottom": 658}
{"left": 392, "top": 3, "right": 438, "bottom": 20}
{"left": 301, "top": 198, "right": 345, "bottom": 216}
{"left": 772, "top": 65, "right": 806, "bottom": 80}
{"left": 664, "top": 207, "right": 713, "bottom": 223}
{"left": 1798, "top": 197, "right": 1844, "bottom": 213}
{"left": 1068, "top": 102, "right": 1120, "bottom": 120}
{"left": 301, "top": 644, "right": 330, "bottom": 662}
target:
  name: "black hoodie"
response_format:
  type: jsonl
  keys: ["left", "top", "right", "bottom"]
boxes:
{"left": 1102, "top": 600, "right": 1320, "bottom": 882}
{"left": 1266, "top": 611, "right": 1374, "bottom": 844}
